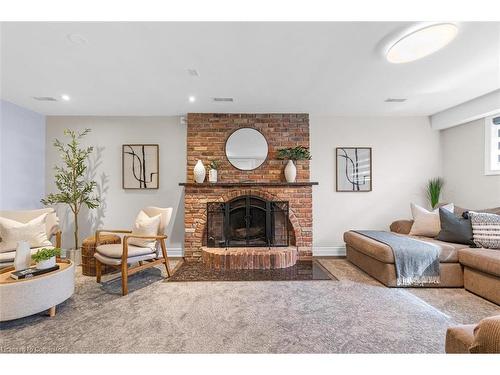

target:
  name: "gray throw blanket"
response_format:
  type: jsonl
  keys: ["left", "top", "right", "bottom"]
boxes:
{"left": 354, "top": 230, "right": 440, "bottom": 286}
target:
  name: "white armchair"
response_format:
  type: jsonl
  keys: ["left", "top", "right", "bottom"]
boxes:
{"left": 0, "top": 208, "right": 61, "bottom": 268}
{"left": 94, "top": 207, "right": 173, "bottom": 296}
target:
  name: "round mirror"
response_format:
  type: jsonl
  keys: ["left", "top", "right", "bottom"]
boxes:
{"left": 225, "top": 128, "right": 268, "bottom": 170}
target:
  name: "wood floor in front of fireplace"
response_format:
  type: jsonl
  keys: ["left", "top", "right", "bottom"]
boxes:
{"left": 166, "top": 260, "right": 337, "bottom": 282}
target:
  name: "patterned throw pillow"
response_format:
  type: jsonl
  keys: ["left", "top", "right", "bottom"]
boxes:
{"left": 469, "top": 212, "right": 500, "bottom": 249}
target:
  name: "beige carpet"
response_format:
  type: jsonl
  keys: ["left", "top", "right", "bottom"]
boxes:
{"left": 0, "top": 258, "right": 498, "bottom": 353}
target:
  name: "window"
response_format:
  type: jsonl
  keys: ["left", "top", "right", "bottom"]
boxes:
{"left": 485, "top": 114, "right": 500, "bottom": 175}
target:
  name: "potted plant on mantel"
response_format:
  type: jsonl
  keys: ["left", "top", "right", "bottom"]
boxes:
{"left": 277, "top": 146, "right": 312, "bottom": 183}
{"left": 208, "top": 160, "right": 221, "bottom": 183}
{"left": 41, "top": 129, "right": 100, "bottom": 264}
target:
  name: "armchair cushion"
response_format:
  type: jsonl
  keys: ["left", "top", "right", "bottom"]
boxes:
{"left": 0, "top": 213, "right": 53, "bottom": 253}
{"left": 94, "top": 251, "right": 157, "bottom": 266}
{"left": 142, "top": 207, "right": 173, "bottom": 235}
{"left": 128, "top": 211, "right": 161, "bottom": 249}
{"left": 96, "top": 243, "right": 155, "bottom": 259}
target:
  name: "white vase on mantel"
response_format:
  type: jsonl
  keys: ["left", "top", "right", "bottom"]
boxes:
{"left": 284, "top": 160, "right": 297, "bottom": 183}
{"left": 208, "top": 169, "right": 218, "bottom": 183}
{"left": 194, "top": 160, "right": 206, "bottom": 183}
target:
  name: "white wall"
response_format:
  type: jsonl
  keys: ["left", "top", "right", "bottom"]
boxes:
{"left": 0, "top": 100, "right": 46, "bottom": 209}
{"left": 310, "top": 116, "right": 442, "bottom": 254}
{"left": 46, "top": 115, "right": 443, "bottom": 256}
{"left": 441, "top": 118, "right": 500, "bottom": 209}
{"left": 45, "top": 116, "right": 186, "bottom": 254}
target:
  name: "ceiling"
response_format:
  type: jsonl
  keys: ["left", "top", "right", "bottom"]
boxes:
{"left": 1, "top": 22, "right": 499, "bottom": 116}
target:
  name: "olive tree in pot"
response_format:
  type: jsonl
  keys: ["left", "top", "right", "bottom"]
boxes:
{"left": 42, "top": 129, "right": 100, "bottom": 264}
{"left": 277, "top": 146, "right": 311, "bottom": 183}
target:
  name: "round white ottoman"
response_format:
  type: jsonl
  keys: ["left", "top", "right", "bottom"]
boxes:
{"left": 0, "top": 260, "right": 75, "bottom": 321}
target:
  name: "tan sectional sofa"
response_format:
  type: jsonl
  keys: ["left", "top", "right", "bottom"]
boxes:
{"left": 344, "top": 207, "right": 500, "bottom": 304}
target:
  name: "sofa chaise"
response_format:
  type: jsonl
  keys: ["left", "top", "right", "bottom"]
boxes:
{"left": 344, "top": 207, "right": 500, "bottom": 305}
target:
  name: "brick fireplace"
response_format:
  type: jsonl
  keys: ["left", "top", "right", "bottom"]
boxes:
{"left": 180, "top": 113, "right": 317, "bottom": 268}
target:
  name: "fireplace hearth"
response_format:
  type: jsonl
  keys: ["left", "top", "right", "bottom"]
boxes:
{"left": 207, "top": 195, "right": 289, "bottom": 248}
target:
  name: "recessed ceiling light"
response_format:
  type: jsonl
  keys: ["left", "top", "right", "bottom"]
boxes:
{"left": 385, "top": 98, "right": 407, "bottom": 103}
{"left": 61, "top": 94, "right": 71, "bottom": 101}
{"left": 188, "top": 96, "right": 196, "bottom": 103}
{"left": 386, "top": 23, "right": 458, "bottom": 64}
{"left": 67, "top": 33, "right": 88, "bottom": 45}
{"left": 213, "top": 97, "right": 234, "bottom": 102}
{"left": 33, "top": 96, "right": 57, "bottom": 101}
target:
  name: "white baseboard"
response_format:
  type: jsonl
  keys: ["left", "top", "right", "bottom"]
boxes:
{"left": 313, "top": 246, "right": 346, "bottom": 257}
{"left": 167, "top": 248, "right": 184, "bottom": 257}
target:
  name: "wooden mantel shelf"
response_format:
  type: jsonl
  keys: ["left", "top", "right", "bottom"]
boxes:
{"left": 179, "top": 182, "right": 319, "bottom": 187}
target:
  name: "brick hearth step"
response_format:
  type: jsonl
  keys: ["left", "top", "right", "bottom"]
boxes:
{"left": 201, "top": 247, "right": 298, "bottom": 270}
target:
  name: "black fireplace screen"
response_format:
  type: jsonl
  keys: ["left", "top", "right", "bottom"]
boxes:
{"left": 207, "top": 195, "right": 289, "bottom": 247}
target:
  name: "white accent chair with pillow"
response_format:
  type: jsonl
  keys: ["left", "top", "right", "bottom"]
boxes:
{"left": 0, "top": 208, "right": 62, "bottom": 268}
{"left": 94, "top": 207, "right": 173, "bottom": 296}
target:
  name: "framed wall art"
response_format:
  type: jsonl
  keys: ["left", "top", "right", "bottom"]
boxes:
{"left": 336, "top": 147, "right": 372, "bottom": 192}
{"left": 122, "top": 144, "right": 159, "bottom": 189}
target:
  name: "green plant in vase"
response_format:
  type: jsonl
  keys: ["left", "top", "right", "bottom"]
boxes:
{"left": 208, "top": 160, "right": 221, "bottom": 183}
{"left": 426, "top": 177, "right": 444, "bottom": 209}
{"left": 31, "top": 248, "right": 61, "bottom": 270}
{"left": 276, "top": 146, "right": 311, "bottom": 183}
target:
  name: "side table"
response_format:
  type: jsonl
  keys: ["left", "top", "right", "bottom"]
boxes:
{"left": 81, "top": 234, "right": 121, "bottom": 276}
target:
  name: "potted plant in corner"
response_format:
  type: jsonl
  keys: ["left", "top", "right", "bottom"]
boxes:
{"left": 277, "top": 146, "right": 311, "bottom": 183}
{"left": 426, "top": 177, "right": 444, "bottom": 209}
{"left": 208, "top": 160, "right": 220, "bottom": 183}
{"left": 32, "top": 248, "right": 61, "bottom": 270}
{"left": 42, "top": 128, "right": 100, "bottom": 264}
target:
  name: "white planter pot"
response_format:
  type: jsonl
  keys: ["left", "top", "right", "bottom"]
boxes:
{"left": 14, "top": 240, "right": 31, "bottom": 270}
{"left": 208, "top": 169, "right": 218, "bottom": 183}
{"left": 36, "top": 256, "right": 56, "bottom": 270}
{"left": 194, "top": 160, "right": 206, "bottom": 183}
{"left": 284, "top": 160, "right": 297, "bottom": 183}
{"left": 65, "top": 248, "right": 82, "bottom": 266}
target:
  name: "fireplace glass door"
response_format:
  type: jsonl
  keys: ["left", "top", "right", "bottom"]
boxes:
{"left": 207, "top": 196, "right": 288, "bottom": 247}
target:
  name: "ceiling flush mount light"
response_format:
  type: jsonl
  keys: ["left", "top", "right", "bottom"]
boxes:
{"left": 187, "top": 69, "right": 200, "bottom": 77}
{"left": 188, "top": 96, "right": 196, "bottom": 103}
{"left": 61, "top": 94, "right": 71, "bottom": 101}
{"left": 386, "top": 23, "right": 458, "bottom": 64}
{"left": 385, "top": 98, "right": 407, "bottom": 103}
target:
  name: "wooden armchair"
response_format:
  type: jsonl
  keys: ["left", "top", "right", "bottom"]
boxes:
{"left": 94, "top": 207, "right": 173, "bottom": 295}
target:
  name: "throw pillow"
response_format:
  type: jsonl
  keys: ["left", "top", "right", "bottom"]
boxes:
{"left": 409, "top": 203, "right": 454, "bottom": 238}
{"left": 469, "top": 212, "right": 500, "bottom": 249}
{"left": 128, "top": 211, "right": 161, "bottom": 250}
{"left": 0, "top": 213, "right": 52, "bottom": 253}
{"left": 436, "top": 208, "right": 475, "bottom": 246}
